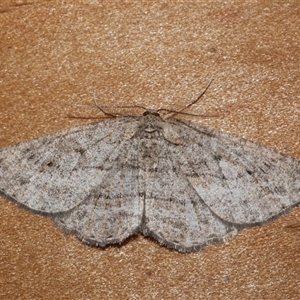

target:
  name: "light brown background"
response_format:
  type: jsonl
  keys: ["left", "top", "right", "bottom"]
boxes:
{"left": 0, "top": 1, "right": 299, "bottom": 299}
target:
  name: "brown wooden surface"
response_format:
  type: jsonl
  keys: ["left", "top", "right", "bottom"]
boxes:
{"left": 0, "top": 1, "right": 299, "bottom": 299}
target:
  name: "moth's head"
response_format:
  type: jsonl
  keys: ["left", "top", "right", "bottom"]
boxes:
{"left": 142, "top": 110, "right": 160, "bottom": 117}
{"left": 136, "top": 110, "right": 165, "bottom": 137}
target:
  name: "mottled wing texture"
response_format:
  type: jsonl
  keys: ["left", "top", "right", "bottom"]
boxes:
{"left": 141, "top": 138, "right": 237, "bottom": 251}
{"left": 0, "top": 117, "right": 143, "bottom": 245}
{"left": 53, "top": 134, "right": 143, "bottom": 246}
{"left": 168, "top": 119, "right": 300, "bottom": 225}
{"left": 141, "top": 118, "right": 299, "bottom": 251}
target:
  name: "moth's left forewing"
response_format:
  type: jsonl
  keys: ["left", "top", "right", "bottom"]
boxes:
{"left": 0, "top": 117, "right": 141, "bottom": 214}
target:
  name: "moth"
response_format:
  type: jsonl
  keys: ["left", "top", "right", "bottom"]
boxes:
{"left": 0, "top": 91, "right": 299, "bottom": 252}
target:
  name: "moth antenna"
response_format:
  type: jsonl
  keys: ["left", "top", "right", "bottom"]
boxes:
{"left": 93, "top": 90, "right": 119, "bottom": 118}
{"left": 161, "top": 79, "right": 214, "bottom": 119}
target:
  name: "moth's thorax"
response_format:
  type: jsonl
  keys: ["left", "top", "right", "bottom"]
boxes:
{"left": 138, "top": 112, "right": 165, "bottom": 139}
{"left": 129, "top": 111, "right": 183, "bottom": 145}
{"left": 135, "top": 112, "right": 165, "bottom": 170}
